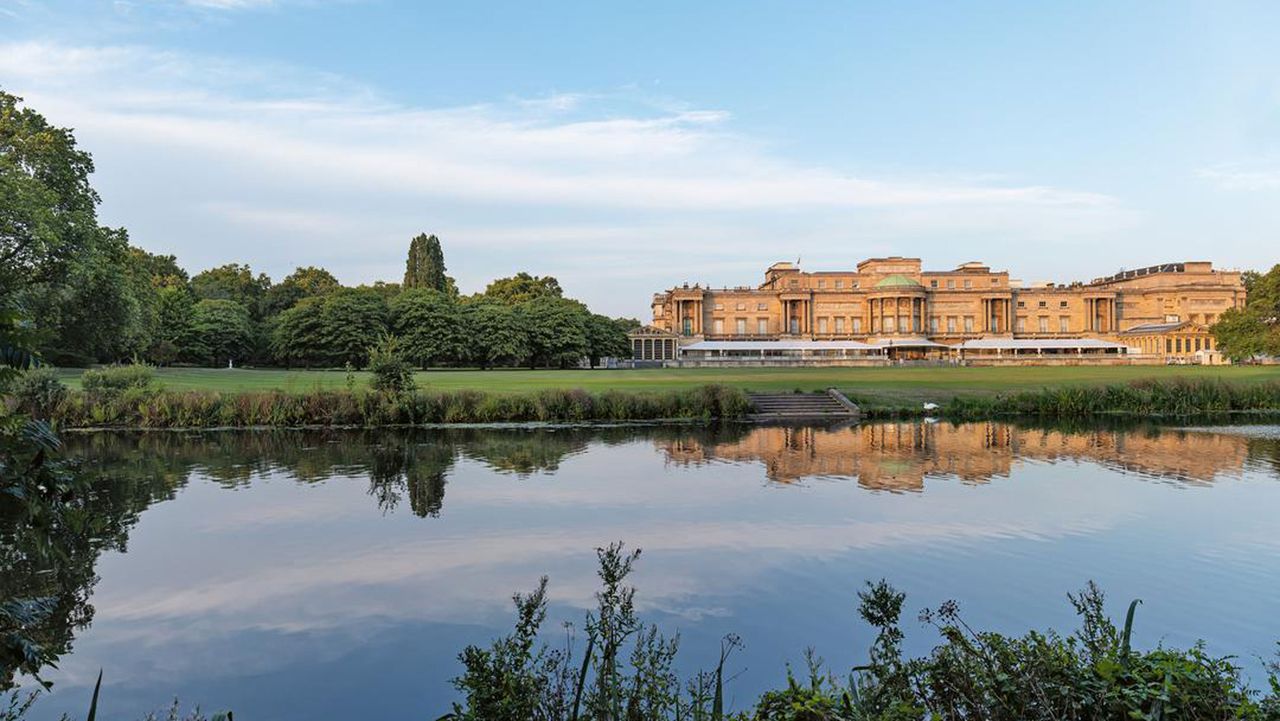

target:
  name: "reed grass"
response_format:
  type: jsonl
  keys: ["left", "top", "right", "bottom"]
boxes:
{"left": 49, "top": 384, "right": 752, "bottom": 429}
{"left": 943, "top": 378, "right": 1280, "bottom": 419}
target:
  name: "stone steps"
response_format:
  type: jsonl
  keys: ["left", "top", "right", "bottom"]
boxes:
{"left": 747, "top": 390, "right": 859, "bottom": 420}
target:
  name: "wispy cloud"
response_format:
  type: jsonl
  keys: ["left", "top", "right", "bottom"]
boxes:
{"left": 0, "top": 40, "right": 1133, "bottom": 314}
{"left": 1198, "top": 163, "right": 1280, "bottom": 191}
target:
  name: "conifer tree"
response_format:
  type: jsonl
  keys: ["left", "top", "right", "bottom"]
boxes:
{"left": 403, "top": 233, "right": 447, "bottom": 291}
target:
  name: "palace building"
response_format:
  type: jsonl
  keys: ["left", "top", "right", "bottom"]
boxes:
{"left": 630, "top": 257, "right": 1246, "bottom": 365}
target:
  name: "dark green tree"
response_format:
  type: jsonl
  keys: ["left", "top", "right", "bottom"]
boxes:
{"left": 263, "top": 266, "right": 340, "bottom": 315}
{"left": 150, "top": 284, "right": 196, "bottom": 365}
{"left": 521, "top": 296, "right": 589, "bottom": 368}
{"left": 483, "top": 272, "right": 563, "bottom": 305}
{"left": 191, "top": 263, "right": 272, "bottom": 319}
{"left": 585, "top": 314, "right": 635, "bottom": 367}
{"left": 190, "top": 299, "right": 254, "bottom": 366}
{"left": 403, "top": 233, "right": 448, "bottom": 292}
{"left": 271, "top": 295, "right": 328, "bottom": 367}
{"left": 318, "top": 288, "right": 390, "bottom": 367}
{"left": 391, "top": 288, "right": 463, "bottom": 368}
{"left": 1212, "top": 264, "right": 1280, "bottom": 361}
{"left": 461, "top": 300, "right": 529, "bottom": 369}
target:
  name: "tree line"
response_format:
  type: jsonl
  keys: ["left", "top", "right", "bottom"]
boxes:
{"left": 1, "top": 91, "right": 636, "bottom": 370}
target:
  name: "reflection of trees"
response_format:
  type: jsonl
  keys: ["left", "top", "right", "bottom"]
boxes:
{"left": 1, "top": 460, "right": 177, "bottom": 690}
{"left": 368, "top": 440, "right": 453, "bottom": 517}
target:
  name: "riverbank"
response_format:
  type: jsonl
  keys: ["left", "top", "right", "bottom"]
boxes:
{"left": 47, "top": 385, "right": 753, "bottom": 429}
{"left": 54, "top": 364, "right": 1280, "bottom": 399}
{"left": 33, "top": 378, "right": 1280, "bottom": 429}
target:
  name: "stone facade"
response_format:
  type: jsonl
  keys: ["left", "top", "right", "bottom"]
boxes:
{"left": 641, "top": 258, "right": 1245, "bottom": 362}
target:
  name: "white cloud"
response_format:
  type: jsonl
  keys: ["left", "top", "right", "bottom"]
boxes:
{"left": 1198, "top": 163, "right": 1280, "bottom": 191}
{"left": 0, "top": 40, "right": 1135, "bottom": 315}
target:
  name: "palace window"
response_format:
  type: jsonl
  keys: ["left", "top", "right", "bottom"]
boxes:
{"left": 991, "top": 278, "right": 999, "bottom": 285}
{"left": 789, "top": 279, "right": 800, "bottom": 288}
{"left": 852, "top": 318, "right": 862, "bottom": 333}
{"left": 714, "top": 303, "right": 724, "bottom": 311}
{"left": 1166, "top": 339, "right": 1172, "bottom": 353}
{"left": 930, "top": 280, "right": 938, "bottom": 288}
{"left": 713, "top": 319, "right": 724, "bottom": 334}
{"left": 1038, "top": 300, "right": 1047, "bottom": 308}
{"left": 1176, "top": 338, "right": 1183, "bottom": 353}
{"left": 963, "top": 279, "right": 972, "bottom": 289}
{"left": 757, "top": 302, "right": 768, "bottom": 311}
{"left": 964, "top": 316, "right": 974, "bottom": 332}
{"left": 946, "top": 317, "right": 957, "bottom": 333}
{"left": 1060, "top": 301, "right": 1068, "bottom": 309}
{"left": 735, "top": 302, "right": 746, "bottom": 311}
{"left": 734, "top": 318, "right": 745, "bottom": 334}
{"left": 835, "top": 280, "right": 844, "bottom": 289}
{"left": 885, "top": 316, "right": 897, "bottom": 332}
{"left": 930, "top": 316, "right": 939, "bottom": 333}
{"left": 835, "top": 317, "right": 845, "bottom": 333}
{"left": 947, "top": 279, "right": 956, "bottom": 289}
{"left": 758, "top": 318, "right": 769, "bottom": 334}
{"left": 1017, "top": 317, "right": 1027, "bottom": 333}
{"left": 1060, "top": 316, "right": 1070, "bottom": 332}
{"left": 1038, "top": 317, "right": 1049, "bottom": 332}
{"left": 817, "top": 317, "right": 828, "bottom": 333}
{"left": 818, "top": 279, "right": 827, "bottom": 289}
{"left": 1017, "top": 301, "right": 1026, "bottom": 308}
{"left": 852, "top": 281, "right": 860, "bottom": 288}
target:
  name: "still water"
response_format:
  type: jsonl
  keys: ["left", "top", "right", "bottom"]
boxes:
{"left": 14, "top": 421, "right": 1280, "bottom": 719}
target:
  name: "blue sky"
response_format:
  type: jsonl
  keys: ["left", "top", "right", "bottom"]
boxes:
{"left": 2, "top": 1, "right": 1277, "bottom": 317}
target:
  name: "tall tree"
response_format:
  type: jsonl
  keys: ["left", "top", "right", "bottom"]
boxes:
{"left": 403, "top": 233, "right": 448, "bottom": 292}
{"left": 0, "top": 91, "right": 101, "bottom": 295}
{"left": 317, "top": 288, "right": 390, "bottom": 367}
{"left": 1212, "top": 264, "right": 1280, "bottom": 361}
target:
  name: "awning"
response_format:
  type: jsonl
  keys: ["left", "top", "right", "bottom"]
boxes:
{"left": 682, "top": 340, "right": 881, "bottom": 351}
{"left": 956, "top": 338, "right": 1128, "bottom": 351}
{"left": 871, "top": 338, "right": 949, "bottom": 348}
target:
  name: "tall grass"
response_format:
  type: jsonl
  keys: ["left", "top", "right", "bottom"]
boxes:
{"left": 49, "top": 384, "right": 752, "bottom": 429}
{"left": 945, "top": 378, "right": 1280, "bottom": 420}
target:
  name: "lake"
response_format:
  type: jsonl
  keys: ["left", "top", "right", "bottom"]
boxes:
{"left": 12, "top": 421, "right": 1280, "bottom": 719}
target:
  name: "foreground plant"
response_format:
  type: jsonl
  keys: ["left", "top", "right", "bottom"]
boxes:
{"left": 443, "top": 547, "right": 1280, "bottom": 721}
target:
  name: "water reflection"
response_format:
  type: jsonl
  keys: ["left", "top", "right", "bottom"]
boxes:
{"left": 6, "top": 422, "right": 1279, "bottom": 719}
{"left": 661, "top": 422, "right": 1272, "bottom": 489}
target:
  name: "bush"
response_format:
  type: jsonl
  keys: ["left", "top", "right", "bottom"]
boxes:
{"left": 9, "top": 367, "right": 68, "bottom": 417}
{"left": 367, "top": 335, "right": 415, "bottom": 395}
{"left": 81, "top": 364, "right": 157, "bottom": 397}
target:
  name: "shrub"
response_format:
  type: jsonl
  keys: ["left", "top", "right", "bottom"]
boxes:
{"left": 81, "top": 364, "right": 158, "bottom": 397}
{"left": 367, "top": 335, "right": 415, "bottom": 395}
{"left": 9, "top": 367, "right": 68, "bottom": 417}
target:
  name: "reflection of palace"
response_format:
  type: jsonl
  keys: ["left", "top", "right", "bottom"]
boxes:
{"left": 659, "top": 423, "right": 1251, "bottom": 489}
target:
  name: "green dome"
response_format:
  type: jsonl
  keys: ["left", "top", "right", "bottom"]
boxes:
{"left": 874, "top": 274, "right": 921, "bottom": 289}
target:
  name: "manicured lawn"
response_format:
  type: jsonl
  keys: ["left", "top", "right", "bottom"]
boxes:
{"left": 56, "top": 365, "right": 1280, "bottom": 405}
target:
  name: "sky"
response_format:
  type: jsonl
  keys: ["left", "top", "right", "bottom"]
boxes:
{"left": 1, "top": 0, "right": 1277, "bottom": 317}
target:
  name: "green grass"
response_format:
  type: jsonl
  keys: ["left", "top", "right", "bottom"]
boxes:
{"left": 54, "top": 365, "right": 1280, "bottom": 406}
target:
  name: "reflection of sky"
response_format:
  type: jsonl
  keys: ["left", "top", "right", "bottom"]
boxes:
{"left": 28, "top": 427, "right": 1280, "bottom": 720}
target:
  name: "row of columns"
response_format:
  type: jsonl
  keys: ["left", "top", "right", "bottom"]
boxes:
{"left": 981, "top": 298, "right": 1012, "bottom": 333}
{"left": 869, "top": 296, "right": 926, "bottom": 335}
{"left": 675, "top": 298, "right": 704, "bottom": 336}
{"left": 676, "top": 294, "right": 1040, "bottom": 338}
{"left": 633, "top": 337, "right": 678, "bottom": 361}
{"left": 1085, "top": 297, "right": 1117, "bottom": 333}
